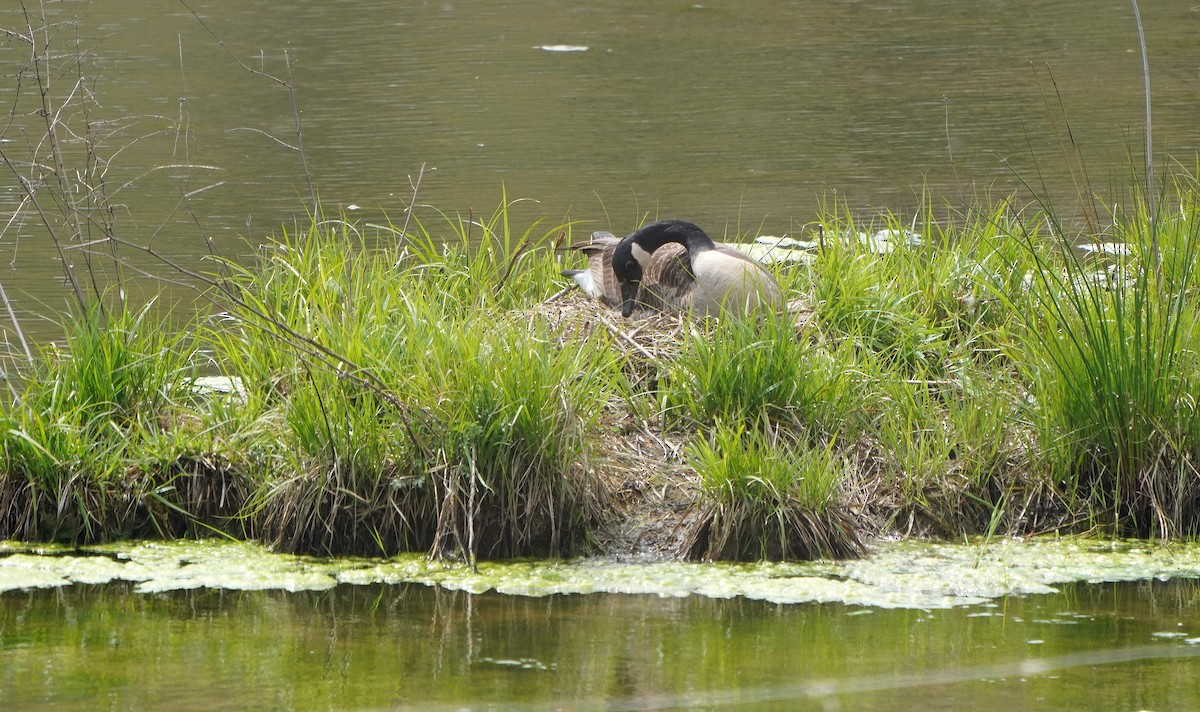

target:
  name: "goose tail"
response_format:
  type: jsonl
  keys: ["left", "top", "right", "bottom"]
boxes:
{"left": 560, "top": 268, "right": 607, "bottom": 300}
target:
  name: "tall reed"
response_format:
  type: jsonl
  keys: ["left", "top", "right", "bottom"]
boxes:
{"left": 996, "top": 178, "right": 1200, "bottom": 536}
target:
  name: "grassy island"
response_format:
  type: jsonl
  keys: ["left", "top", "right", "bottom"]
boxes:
{"left": 3, "top": 181, "right": 1200, "bottom": 563}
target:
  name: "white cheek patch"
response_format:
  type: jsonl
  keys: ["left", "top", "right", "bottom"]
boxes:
{"left": 630, "top": 242, "right": 653, "bottom": 268}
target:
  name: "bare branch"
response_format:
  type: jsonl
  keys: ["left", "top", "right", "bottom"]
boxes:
{"left": 116, "top": 162, "right": 223, "bottom": 194}
{"left": 175, "top": 0, "right": 289, "bottom": 87}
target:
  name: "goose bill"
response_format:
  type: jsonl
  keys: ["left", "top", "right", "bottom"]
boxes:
{"left": 620, "top": 281, "right": 640, "bottom": 317}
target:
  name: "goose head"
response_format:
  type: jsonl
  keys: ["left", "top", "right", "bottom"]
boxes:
{"left": 611, "top": 239, "right": 644, "bottom": 317}
{"left": 612, "top": 220, "right": 715, "bottom": 317}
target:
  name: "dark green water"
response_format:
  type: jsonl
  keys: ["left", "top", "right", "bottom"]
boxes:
{"left": 2, "top": 579, "right": 1199, "bottom": 710}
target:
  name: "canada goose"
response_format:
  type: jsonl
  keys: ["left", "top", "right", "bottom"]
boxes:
{"left": 563, "top": 219, "right": 783, "bottom": 317}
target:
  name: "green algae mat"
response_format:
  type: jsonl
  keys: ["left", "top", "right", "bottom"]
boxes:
{"left": 4, "top": 537, "right": 1200, "bottom": 609}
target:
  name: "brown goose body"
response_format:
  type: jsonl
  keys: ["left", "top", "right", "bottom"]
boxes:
{"left": 563, "top": 223, "right": 783, "bottom": 316}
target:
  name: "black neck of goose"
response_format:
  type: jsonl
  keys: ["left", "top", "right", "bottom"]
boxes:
{"left": 633, "top": 220, "right": 716, "bottom": 261}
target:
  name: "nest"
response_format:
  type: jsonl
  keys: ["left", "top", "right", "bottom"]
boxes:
{"left": 509, "top": 288, "right": 863, "bottom": 561}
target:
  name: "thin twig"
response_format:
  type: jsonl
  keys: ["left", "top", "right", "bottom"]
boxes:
{"left": 176, "top": 0, "right": 289, "bottom": 86}
{"left": 283, "top": 48, "right": 317, "bottom": 215}
{"left": 402, "top": 162, "right": 427, "bottom": 240}
{"left": 18, "top": 2, "right": 86, "bottom": 307}
{"left": 223, "top": 127, "right": 300, "bottom": 151}
{"left": 177, "top": 0, "right": 314, "bottom": 212}
{"left": 598, "top": 313, "right": 660, "bottom": 363}
{"left": 395, "top": 162, "right": 427, "bottom": 266}
{"left": 0, "top": 274, "right": 33, "bottom": 364}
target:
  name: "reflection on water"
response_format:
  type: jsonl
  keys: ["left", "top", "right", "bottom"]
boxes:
{"left": 1, "top": 1, "right": 1198, "bottom": 341}
{"left": 2, "top": 579, "right": 1199, "bottom": 710}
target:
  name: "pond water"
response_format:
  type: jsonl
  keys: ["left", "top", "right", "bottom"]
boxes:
{"left": 2, "top": 1, "right": 1199, "bottom": 342}
{"left": 2, "top": 539, "right": 1200, "bottom": 709}
{"left": 2, "top": 579, "right": 1199, "bottom": 711}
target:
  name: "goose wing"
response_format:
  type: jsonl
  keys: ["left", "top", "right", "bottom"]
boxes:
{"left": 638, "top": 242, "right": 695, "bottom": 311}
{"left": 561, "top": 231, "right": 622, "bottom": 306}
{"left": 641, "top": 243, "right": 784, "bottom": 314}
{"left": 638, "top": 242, "right": 768, "bottom": 312}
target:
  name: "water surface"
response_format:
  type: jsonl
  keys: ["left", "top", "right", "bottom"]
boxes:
{"left": 2, "top": 1, "right": 1198, "bottom": 341}
{"left": 3, "top": 538, "right": 1200, "bottom": 709}
{"left": 3, "top": 579, "right": 1199, "bottom": 710}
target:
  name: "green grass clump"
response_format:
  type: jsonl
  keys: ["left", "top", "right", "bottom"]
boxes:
{"left": 809, "top": 237, "right": 949, "bottom": 377}
{"left": 869, "top": 364, "right": 1028, "bottom": 536}
{"left": 420, "top": 320, "right": 620, "bottom": 559}
{"left": 802, "top": 203, "right": 1043, "bottom": 375}
{"left": 252, "top": 366, "right": 428, "bottom": 557}
{"left": 389, "top": 193, "right": 572, "bottom": 313}
{"left": 24, "top": 303, "right": 190, "bottom": 424}
{"left": 0, "top": 400, "right": 117, "bottom": 541}
{"left": 211, "top": 201, "right": 621, "bottom": 559}
{"left": 0, "top": 302, "right": 240, "bottom": 542}
{"left": 661, "top": 310, "right": 857, "bottom": 438}
{"left": 1000, "top": 184, "right": 1200, "bottom": 537}
{"left": 684, "top": 423, "right": 862, "bottom": 560}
